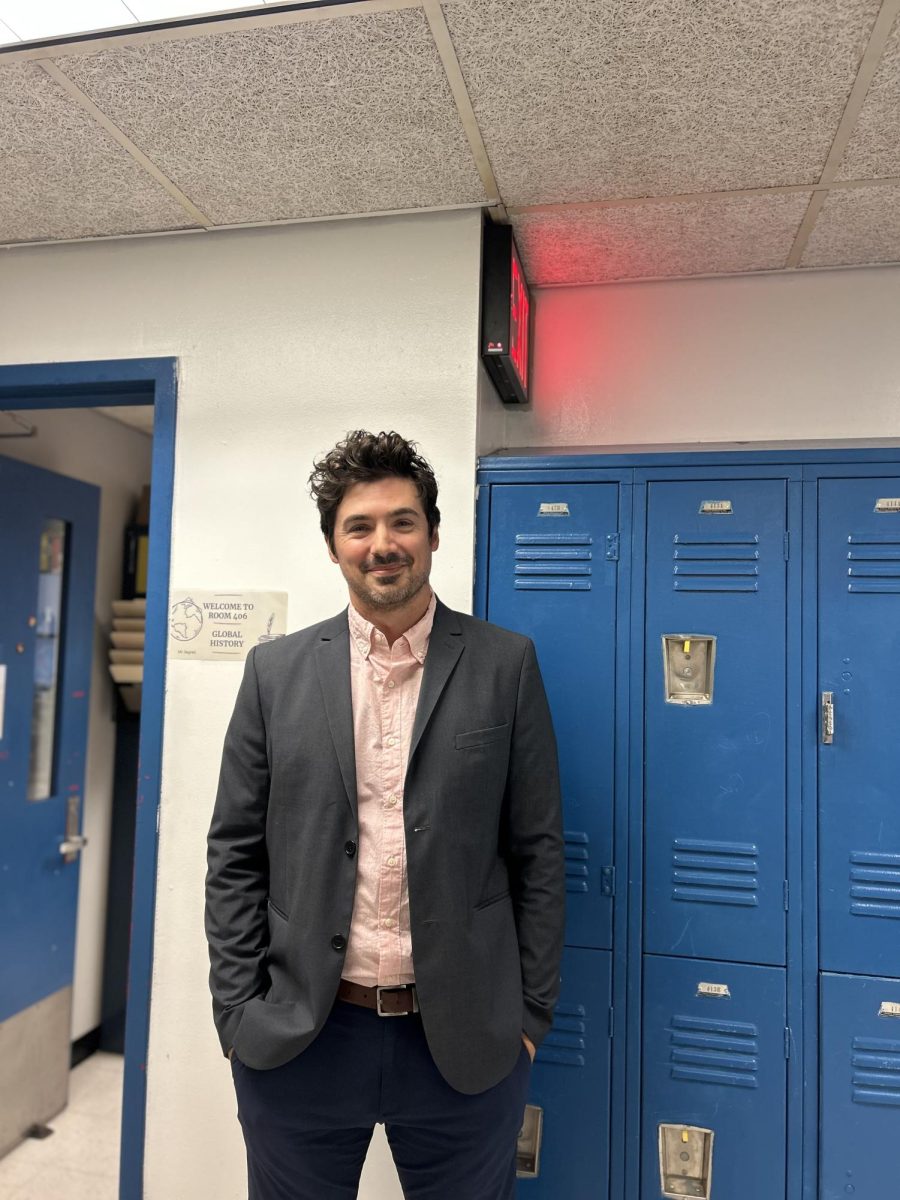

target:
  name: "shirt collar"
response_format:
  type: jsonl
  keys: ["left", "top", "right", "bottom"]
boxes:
{"left": 347, "top": 590, "right": 437, "bottom": 663}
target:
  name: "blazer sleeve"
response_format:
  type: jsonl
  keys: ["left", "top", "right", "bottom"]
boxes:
{"left": 505, "top": 639, "right": 566, "bottom": 1047}
{"left": 205, "top": 646, "right": 271, "bottom": 1056}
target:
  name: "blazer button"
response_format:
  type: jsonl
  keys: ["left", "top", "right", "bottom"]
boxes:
{"left": 344, "top": 840, "right": 357, "bottom": 858}
{"left": 331, "top": 934, "right": 346, "bottom": 951}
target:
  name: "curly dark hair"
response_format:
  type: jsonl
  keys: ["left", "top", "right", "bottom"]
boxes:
{"left": 309, "top": 431, "right": 440, "bottom": 550}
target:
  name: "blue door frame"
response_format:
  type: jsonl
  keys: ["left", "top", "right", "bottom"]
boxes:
{"left": 0, "top": 358, "right": 175, "bottom": 1200}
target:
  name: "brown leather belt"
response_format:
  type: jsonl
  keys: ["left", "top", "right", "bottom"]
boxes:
{"left": 338, "top": 979, "right": 419, "bottom": 1017}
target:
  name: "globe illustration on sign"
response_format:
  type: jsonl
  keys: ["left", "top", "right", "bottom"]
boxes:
{"left": 170, "top": 597, "right": 203, "bottom": 642}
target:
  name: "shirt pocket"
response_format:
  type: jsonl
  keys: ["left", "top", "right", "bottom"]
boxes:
{"left": 454, "top": 722, "right": 510, "bottom": 750}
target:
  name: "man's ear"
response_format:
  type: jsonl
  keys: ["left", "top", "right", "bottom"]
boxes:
{"left": 430, "top": 526, "right": 440, "bottom": 552}
{"left": 326, "top": 534, "right": 338, "bottom": 564}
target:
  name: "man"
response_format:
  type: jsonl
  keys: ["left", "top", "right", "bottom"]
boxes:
{"left": 206, "top": 430, "right": 564, "bottom": 1199}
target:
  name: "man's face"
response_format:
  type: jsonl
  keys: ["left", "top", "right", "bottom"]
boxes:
{"left": 329, "top": 476, "right": 439, "bottom": 612}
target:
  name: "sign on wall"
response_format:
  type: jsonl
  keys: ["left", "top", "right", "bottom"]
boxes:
{"left": 168, "top": 590, "right": 287, "bottom": 661}
{"left": 481, "top": 216, "right": 532, "bottom": 405}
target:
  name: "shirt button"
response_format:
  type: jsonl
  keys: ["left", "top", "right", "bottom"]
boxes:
{"left": 344, "top": 840, "right": 357, "bottom": 858}
{"left": 331, "top": 934, "right": 346, "bottom": 951}
{"left": 382, "top": 917, "right": 395, "bottom": 928}
{"left": 387, "top": 855, "right": 397, "bottom": 866}
{"left": 386, "top": 795, "right": 398, "bottom": 807}
{"left": 387, "top": 680, "right": 396, "bottom": 688}
{"left": 386, "top": 735, "right": 397, "bottom": 746}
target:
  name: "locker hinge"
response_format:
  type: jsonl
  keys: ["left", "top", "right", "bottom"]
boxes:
{"left": 601, "top": 865, "right": 616, "bottom": 897}
{"left": 608, "top": 1006, "right": 615, "bottom": 1038}
{"left": 783, "top": 880, "right": 789, "bottom": 911}
{"left": 784, "top": 1027, "right": 792, "bottom": 1060}
{"left": 606, "top": 533, "right": 620, "bottom": 561}
{"left": 783, "top": 531, "right": 790, "bottom": 560}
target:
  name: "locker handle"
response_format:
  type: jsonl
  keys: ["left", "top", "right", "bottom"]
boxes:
{"left": 821, "top": 691, "right": 835, "bottom": 745}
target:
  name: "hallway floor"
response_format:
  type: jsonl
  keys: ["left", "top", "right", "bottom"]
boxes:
{"left": 0, "top": 1052, "right": 122, "bottom": 1199}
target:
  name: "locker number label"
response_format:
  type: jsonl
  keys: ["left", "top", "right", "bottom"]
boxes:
{"left": 538, "top": 502, "right": 570, "bottom": 516}
{"left": 699, "top": 500, "right": 733, "bottom": 515}
{"left": 879, "top": 1002, "right": 900, "bottom": 1018}
{"left": 874, "top": 498, "right": 900, "bottom": 513}
{"left": 697, "top": 982, "right": 731, "bottom": 998}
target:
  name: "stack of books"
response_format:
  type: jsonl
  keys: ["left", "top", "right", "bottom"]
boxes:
{"left": 109, "top": 598, "right": 145, "bottom": 712}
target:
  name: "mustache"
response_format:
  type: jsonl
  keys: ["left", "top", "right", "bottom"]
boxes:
{"left": 363, "top": 555, "right": 411, "bottom": 572}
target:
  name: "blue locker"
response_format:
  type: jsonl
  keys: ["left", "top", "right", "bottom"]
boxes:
{"left": 820, "top": 972, "right": 900, "bottom": 1200}
{"left": 818, "top": 478, "right": 900, "bottom": 976}
{"left": 519, "top": 946, "right": 612, "bottom": 1200}
{"left": 641, "top": 954, "right": 787, "bottom": 1200}
{"left": 644, "top": 479, "right": 788, "bottom": 967}
{"left": 486, "top": 483, "right": 619, "bottom": 950}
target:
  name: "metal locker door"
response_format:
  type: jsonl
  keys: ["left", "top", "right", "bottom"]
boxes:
{"left": 518, "top": 946, "right": 612, "bottom": 1200}
{"left": 818, "top": 478, "right": 900, "bottom": 975}
{"left": 644, "top": 479, "right": 788, "bottom": 967}
{"left": 641, "top": 955, "right": 787, "bottom": 1200}
{"left": 486, "top": 483, "right": 619, "bottom": 950}
{"left": 820, "top": 972, "right": 900, "bottom": 1200}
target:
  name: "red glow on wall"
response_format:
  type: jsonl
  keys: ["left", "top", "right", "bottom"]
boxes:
{"left": 509, "top": 245, "right": 530, "bottom": 392}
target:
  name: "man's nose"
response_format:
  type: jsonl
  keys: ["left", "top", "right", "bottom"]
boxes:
{"left": 370, "top": 523, "right": 396, "bottom": 557}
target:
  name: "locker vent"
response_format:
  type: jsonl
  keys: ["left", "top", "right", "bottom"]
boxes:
{"left": 671, "top": 839, "right": 759, "bottom": 907}
{"left": 846, "top": 533, "right": 900, "bottom": 593}
{"left": 851, "top": 1036, "right": 900, "bottom": 1107}
{"left": 564, "top": 830, "right": 590, "bottom": 894}
{"left": 668, "top": 1015, "right": 759, "bottom": 1088}
{"left": 672, "top": 532, "right": 760, "bottom": 593}
{"left": 538, "top": 1002, "right": 587, "bottom": 1068}
{"left": 849, "top": 851, "right": 900, "bottom": 920}
{"left": 514, "top": 533, "right": 593, "bottom": 591}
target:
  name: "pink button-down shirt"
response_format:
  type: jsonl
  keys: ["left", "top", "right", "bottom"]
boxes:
{"left": 341, "top": 591, "right": 437, "bottom": 986}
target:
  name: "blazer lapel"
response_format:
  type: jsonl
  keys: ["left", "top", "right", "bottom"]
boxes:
{"left": 315, "top": 612, "right": 357, "bottom": 816}
{"left": 409, "top": 600, "right": 464, "bottom": 765}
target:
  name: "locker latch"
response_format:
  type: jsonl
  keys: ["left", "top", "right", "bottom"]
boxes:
{"left": 821, "top": 691, "right": 835, "bottom": 744}
{"left": 658, "top": 1124, "right": 714, "bottom": 1198}
{"left": 515, "top": 1104, "right": 543, "bottom": 1178}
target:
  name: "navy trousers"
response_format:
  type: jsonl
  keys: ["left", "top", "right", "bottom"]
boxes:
{"left": 230, "top": 999, "right": 532, "bottom": 1200}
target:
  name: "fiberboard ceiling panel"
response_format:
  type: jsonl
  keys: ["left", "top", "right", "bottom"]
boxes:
{"left": 511, "top": 192, "right": 812, "bottom": 285}
{"left": 53, "top": 8, "right": 487, "bottom": 225}
{"left": 442, "top": 0, "right": 882, "bottom": 206}
{"left": 801, "top": 184, "right": 900, "bottom": 268}
{"left": 836, "top": 13, "right": 900, "bottom": 182}
{"left": 0, "top": 60, "right": 197, "bottom": 242}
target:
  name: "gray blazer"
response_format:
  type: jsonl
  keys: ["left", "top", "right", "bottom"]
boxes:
{"left": 205, "top": 599, "right": 564, "bottom": 1094}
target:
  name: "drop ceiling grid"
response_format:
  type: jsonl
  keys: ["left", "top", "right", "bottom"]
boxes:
{"left": 510, "top": 192, "right": 813, "bottom": 285}
{"left": 836, "top": 9, "right": 900, "bottom": 180}
{"left": 51, "top": 7, "right": 487, "bottom": 225}
{"left": 0, "top": 59, "right": 198, "bottom": 241}
{"left": 802, "top": 182, "right": 900, "bottom": 267}
{"left": 440, "top": 0, "right": 883, "bottom": 206}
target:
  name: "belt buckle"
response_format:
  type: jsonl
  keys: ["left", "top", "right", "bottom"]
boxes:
{"left": 376, "top": 985, "right": 417, "bottom": 1017}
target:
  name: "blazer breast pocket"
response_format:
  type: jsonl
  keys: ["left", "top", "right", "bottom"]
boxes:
{"left": 455, "top": 722, "right": 509, "bottom": 751}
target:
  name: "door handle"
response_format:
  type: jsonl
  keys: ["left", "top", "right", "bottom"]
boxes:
{"left": 59, "top": 834, "right": 87, "bottom": 863}
{"left": 821, "top": 691, "right": 835, "bottom": 745}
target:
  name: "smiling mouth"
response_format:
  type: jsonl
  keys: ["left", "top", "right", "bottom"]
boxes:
{"left": 366, "top": 562, "right": 408, "bottom": 575}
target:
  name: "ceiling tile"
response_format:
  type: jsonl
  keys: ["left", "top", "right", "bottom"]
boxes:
{"left": 511, "top": 192, "right": 812, "bottom": 285}
{"left": 0, "top": 61, "right": 199, "bottom": 242}
{"left": 0, "top": 1, "right": 136, "bottom": 41}
{"left": 54, "top": 9, "right": 487, "bottom": 225}
{"left": 836, "top": 13, "right": 900, "bottom": 181}
{"left": 442, "top": 0, "right": 881, "bottom": 205}
{"left": 801, "top": 184, "right": 900, "bottom": 268}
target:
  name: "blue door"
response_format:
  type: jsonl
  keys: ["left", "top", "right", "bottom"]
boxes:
{"left": 818, "top": 478, "right": 900, "bottom": 975}
{"left": 486, "top": 483, "right": 619, "bottom": 951}
{"left": 644, "top": 479, "right": 789, "bottom": 967}
{"left": 518, "top": 946, "right": 612, "bottom": 1200}
{"left": 641, "top": 954, "right": 787, "bottom": 1200}
{"left": 0, "top": 455, "right": 99, "bottom": 1152}
{"left": 819, "top": 972, "right": 900, "bottom": 1200}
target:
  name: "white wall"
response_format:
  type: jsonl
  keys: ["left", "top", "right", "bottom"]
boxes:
{"left": 0, "top": 408, "right": 152, "bottom": 1041}
{"left": 502, "top": 265, "right": 900, "bottom": 449}
{"left": 0, "top": 209, "right": 485, "bottom": 1199}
